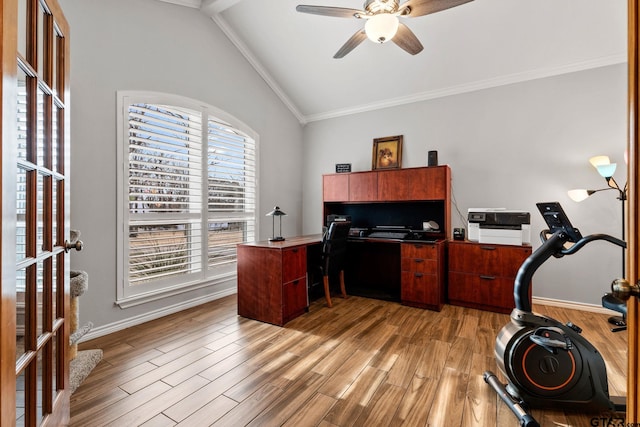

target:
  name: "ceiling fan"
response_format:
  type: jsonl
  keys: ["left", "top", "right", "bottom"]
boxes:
{"left": 296, "top": 0, "right": 473, "bottom": 58}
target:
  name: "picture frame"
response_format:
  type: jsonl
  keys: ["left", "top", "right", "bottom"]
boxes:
{"left": 372, "top": 135, "right": 403, "bottom": 170}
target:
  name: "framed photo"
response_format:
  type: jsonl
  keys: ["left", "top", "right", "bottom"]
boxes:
{"left": 372, "top": 135, "right": 403, "bottom": 170}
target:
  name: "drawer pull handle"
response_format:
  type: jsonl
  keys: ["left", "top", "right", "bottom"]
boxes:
{"left": 414, "top": 259, "right": 424, "bottom": 263}
{"left": 480, "top": 246, "right": 496, "bottom": 251}
{"left": 415, "top": 273, "right": 423, "bottom": 278}
{"left": 291, "top": 248, "right": 298, "bottom": 253}
{"left": 414, "top": 244, "right": 423, "bottom": 249}
{"left": 480, "top": 275, "right": 496, "bottom": 280}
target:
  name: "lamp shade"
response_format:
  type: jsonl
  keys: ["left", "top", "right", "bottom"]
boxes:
{"left": 568, "top": 189, "right": 590, "bottom": 202}
{"left": 589, "top": 155, "right": 610, "bottom": 168}
{"left": 596, "top": 163, "right": 617, "bottom": 178}
{"left": 266, "top": 206, "right": 287, "bottom": 217}
{"left": 365, "top": 13, "right": 399, "bottom": 43}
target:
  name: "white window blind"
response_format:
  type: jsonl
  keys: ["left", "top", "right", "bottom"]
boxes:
{"left": 118, "top": 93, "right": 257, "bottom": 305}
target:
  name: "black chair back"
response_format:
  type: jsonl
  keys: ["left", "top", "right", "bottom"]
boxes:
{"left": 322, "top": 221, "right": 351, "bottom": 274}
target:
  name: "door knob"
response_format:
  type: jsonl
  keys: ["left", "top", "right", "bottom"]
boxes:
{"left": 611, "top": 278, "right": 640, "bottom": 300}
{"left": 64, "top": 239, "right": 83, "bottom": 253}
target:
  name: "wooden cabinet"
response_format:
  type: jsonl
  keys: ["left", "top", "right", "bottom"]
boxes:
{"left": 349, "top": 172, "right": 378, "bottom": 201}
{"left": 447, "top": 241, "right": 532, "bottom": 313}
{"left": 238, "top": 239, "right": 314, "bottom": 326}
{"left": 400, "top": 241, "right": 446, "bottom": 310}
{"left": 322, "top": 166, "right": 452, "bottom": 237}
{"left": 323, "top": 174, "right": 349, "bottom": 202}
{"left": 378, "top": 167, "right": 448, "bottom": 201}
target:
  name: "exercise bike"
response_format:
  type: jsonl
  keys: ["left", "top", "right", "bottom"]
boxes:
{"left": 484, "top": 202, "right": 626, "bottom": 427}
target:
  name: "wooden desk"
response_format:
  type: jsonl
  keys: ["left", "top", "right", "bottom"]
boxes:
{"left": 237, "top": 235, "right": 322, "bottom": 326}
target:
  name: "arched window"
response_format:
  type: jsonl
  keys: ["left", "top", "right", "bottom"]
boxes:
{"left": 116, "top": 92, "right": 257, "bottom": 306}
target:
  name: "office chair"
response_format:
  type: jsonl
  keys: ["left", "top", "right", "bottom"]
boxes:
{"left": 321, "top": 221, "right": 351, "bottom": 307}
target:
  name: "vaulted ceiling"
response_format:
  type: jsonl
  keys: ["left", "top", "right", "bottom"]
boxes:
{"left": 160, "top": 0, "right": 626, "bottom": 124}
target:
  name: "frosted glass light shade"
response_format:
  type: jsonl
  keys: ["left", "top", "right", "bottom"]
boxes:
{"left": 596, "top": 163, "right": 617, "bottom": 178}
{"left": 589, "top": 155, "right": 610, "bottom": 168}
{"left": 365, "top": 13, "right": 399, "bottom": 43}
{"left": 568, "top": 189, "right": 590, "bottom": 202}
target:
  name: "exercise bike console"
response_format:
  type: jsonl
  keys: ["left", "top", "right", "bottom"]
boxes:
{"left": 484, "top": 202, "right": 626, "bottom": 427}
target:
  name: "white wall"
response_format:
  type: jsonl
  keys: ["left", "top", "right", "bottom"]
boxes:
{"left": 60, "top": 0, "right": 304, "bottom": 332}
{"left": 302, "top": 64, "right": 627, "bottom": 307}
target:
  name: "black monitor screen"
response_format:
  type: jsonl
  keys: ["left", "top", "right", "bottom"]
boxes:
{"left": 536, "top": 202, "right": 582, "bottom": 243}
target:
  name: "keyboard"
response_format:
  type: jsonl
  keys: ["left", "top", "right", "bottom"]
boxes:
{"left": 367, "top": 231, "right": 409, "bottom": 239}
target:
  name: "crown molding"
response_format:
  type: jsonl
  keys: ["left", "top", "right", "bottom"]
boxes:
{"left": 155, "top": 0, "right": 201, "bottom": 9}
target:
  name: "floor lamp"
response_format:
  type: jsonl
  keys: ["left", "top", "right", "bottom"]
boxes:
{"left": 568, "top": 155, "right": 627, "bottom": 275}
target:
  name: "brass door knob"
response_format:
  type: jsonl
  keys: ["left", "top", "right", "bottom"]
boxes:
{"left": 611, "top": 278, "right": 640, "bottom": 300}
{"left": 64, "top": 239, "right": 83, "bottom": 253}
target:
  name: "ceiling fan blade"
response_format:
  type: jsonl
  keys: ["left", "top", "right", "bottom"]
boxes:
{"left": 296, "top": 5, "right": 365, "bottom": 18}
{"left": 392, "top": 23, "right": 424, "bottom": 55}
{"left": 334, "top": 29, "right": 367, "bottom": 59}
{"left": 400, "top": 0, "right": 473, "bottom": 17}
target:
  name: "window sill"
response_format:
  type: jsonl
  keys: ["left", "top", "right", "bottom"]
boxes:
{"left": 115, "top": 272, "right": 236, "bottom": 309}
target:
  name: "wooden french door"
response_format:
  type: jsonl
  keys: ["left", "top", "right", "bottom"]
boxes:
{"left": 1, "top": 0, "right": 71, "bottom": 425}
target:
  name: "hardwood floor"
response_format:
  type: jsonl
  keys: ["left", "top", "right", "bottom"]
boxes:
{"left": 71, "top": 294, "right": 627, "bottom": 427}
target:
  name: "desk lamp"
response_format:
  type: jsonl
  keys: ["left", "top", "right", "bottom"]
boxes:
{"left": 568, "top": 155, "right": 627, "bottom": 273}
{"left": 266, "top": 206, "right": 286, "bottom": 242}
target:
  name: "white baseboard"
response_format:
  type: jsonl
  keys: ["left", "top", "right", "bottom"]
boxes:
{"left": 532, "top": 296, "right": 620, "bottom": 316}
{"left": 79, "top": 287, "right": 237, "bottom": 343}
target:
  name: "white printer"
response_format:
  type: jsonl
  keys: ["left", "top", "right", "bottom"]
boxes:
{"left": 467, "top": 208, "right": 531, "bottom": 246}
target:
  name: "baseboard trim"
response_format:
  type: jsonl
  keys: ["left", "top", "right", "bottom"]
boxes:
{"left": 532, "top": 296, "right": 618, "bottom": 315}
{"left": 79, "top": 287, "right": 237, "bottom": 343}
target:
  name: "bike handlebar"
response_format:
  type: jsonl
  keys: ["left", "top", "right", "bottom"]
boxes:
{"left": 514, "top": 230, "right": 626, "bottom": 312}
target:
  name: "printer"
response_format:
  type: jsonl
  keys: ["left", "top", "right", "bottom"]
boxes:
{"left": 467, "top": 208, "right": 531, "bottom": 246}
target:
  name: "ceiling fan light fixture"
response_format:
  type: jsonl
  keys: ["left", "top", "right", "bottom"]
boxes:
{"left": 365, "top": 13, "right": 398, "bottom": 43}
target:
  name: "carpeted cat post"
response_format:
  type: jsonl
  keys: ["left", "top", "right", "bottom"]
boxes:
{"left": 68, "top": 230, "right": 103, "bottom": 393}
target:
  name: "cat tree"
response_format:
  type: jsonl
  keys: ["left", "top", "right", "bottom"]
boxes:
{"left": 68, "top": 230, "right": 102, "bottom": 393}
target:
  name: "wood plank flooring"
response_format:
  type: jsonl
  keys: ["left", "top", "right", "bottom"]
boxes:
{"left": 71, "top": 294, "right": 628, "bottom": 427}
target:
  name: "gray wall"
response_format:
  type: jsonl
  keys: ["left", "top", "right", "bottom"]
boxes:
{"left": 60, "top": 0, "right": 304, "bottom": 333}
{"left": 301, "top": 64, "right": 627, "bottom": 306}
{"left": 62, "top": 0, "right": 626, "bottom": 335}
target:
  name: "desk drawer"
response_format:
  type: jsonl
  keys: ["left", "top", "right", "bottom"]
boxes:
{"left": 448, "top": 272, "right": 516, "bottom": 313}
{"left": 282, "top": 246, "right": 306, "bottom": 283}
{"left": 401, "top": 242, "right": 438, "bottom": 259}
{"left": 401, "top": 257, "right": 437, "bottom": 274}
{"left": 448, "top": 242, "right": 530, "bottom": 277}
{"left": 401, "top": 271, "right": 440, "bottom": 308}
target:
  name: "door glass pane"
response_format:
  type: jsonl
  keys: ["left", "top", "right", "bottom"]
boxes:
{"left": 37, "top": 88, "right": 45, "bottom": 167}
{"left": 37, "top": 2, "right": 45, "bottom": 77}
{"left": 37, "top": 173, "right": 44, "bottom": 254}
{"left": 17, "top": 167, "right": 27, "bottom": 261}
{"left": 49, "top": 257, "right": 56, "bottom": 327}
{"left": 52, "top": 28, "right": 59, "bottom": 98}
{"left": 16, "top": 370, "right": 25, "bottom": 427}
{"left": 51, "top": 333, "right": 58, "bottom": 401}
{"left": 52, "top": 178, "right": 57, "bottom": 248}
{"left": 52, "top": 104, "right": 58, "bottom": 172}
{"left": 36, "top": 261, "right": 44, "bottom": 338}
{"left": 18, "top": 0, "right": 27, "bottom": 59}
{"left": 16, "top": 269, "right": 26, "bottom": 362}
{"left": 36, "top": 354, "right": 43, "bottom": 423}
{"left": 17, "top": 67, "right": 27, "bottom": 161}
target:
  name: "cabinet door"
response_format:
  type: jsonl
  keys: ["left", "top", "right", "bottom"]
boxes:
{"left": 283, "top": 277, "right": 307, "bottom": 322}
{"left": 408, "top": 167, "right": 447, "bottom": 200}
{"left": 282, "top": 247, "right": 306, "bottom": 283}
{"left": 349, "top": 172, "right": 377, "bottom": 201}
{"left": 378, "top": 167, "right": 447, "bottom": 201}
{"left": 401, "top": 272, "right": 440, "bottom": 307}
{"left": 323, "top": 174, "right": 349, "bottom": 202}
{"left": 377, "top": 169, "right": 409, "bottom": 200}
